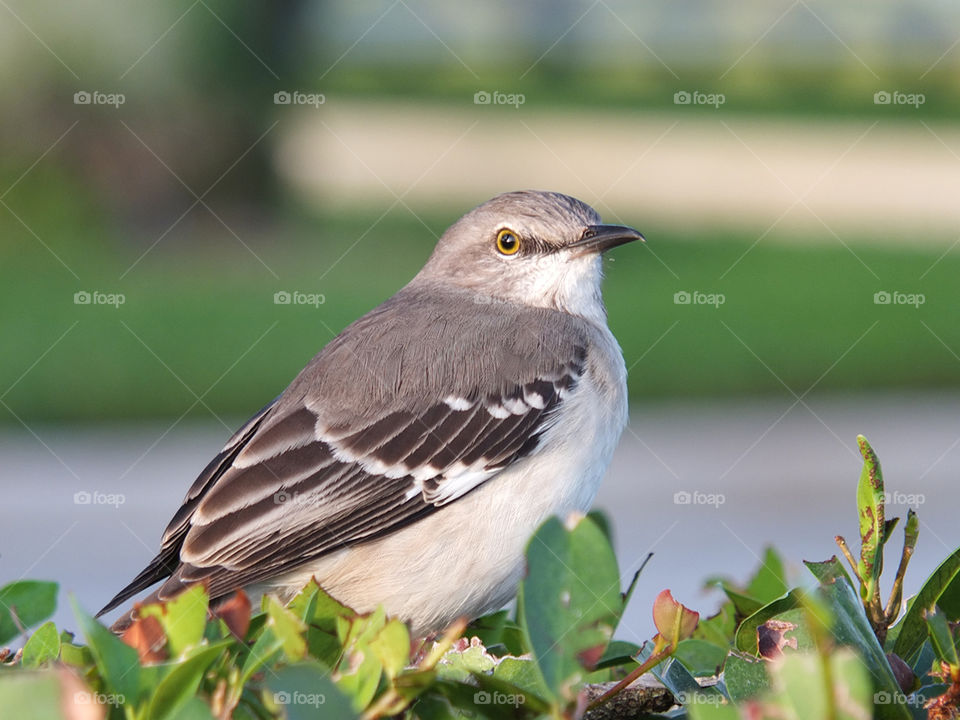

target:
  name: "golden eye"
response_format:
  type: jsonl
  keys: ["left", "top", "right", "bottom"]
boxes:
{"left": 496, "top": 228, "right": 521, "bottom": 256}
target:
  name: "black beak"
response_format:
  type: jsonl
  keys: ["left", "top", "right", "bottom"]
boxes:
{"left": 571, "top": 224, "right": 645, "bottom": 255}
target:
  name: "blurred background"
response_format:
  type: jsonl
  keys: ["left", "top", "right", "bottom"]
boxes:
{"left": 2, "top": 0, "right": 959, "bottom": 643}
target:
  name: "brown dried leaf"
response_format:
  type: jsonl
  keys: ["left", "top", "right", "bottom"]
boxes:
{"left": 757, "top": 619, "right": 798, "bottom": 660}
{"left": 120, "top": 612, "right": 167, "bottom": 664}
{"left": 213, "top": 590, "right": 251, "bottom": 639}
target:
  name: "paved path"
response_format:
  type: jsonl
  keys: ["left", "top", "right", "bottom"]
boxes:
{"left": 277, "top": 99, "right": 960, "bottom": 241}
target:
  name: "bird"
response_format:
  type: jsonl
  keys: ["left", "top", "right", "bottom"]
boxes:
{"left": 99, "top": 190, "right": 643, "bottom": 636}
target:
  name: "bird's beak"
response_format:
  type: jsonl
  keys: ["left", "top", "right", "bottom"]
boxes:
{"left": 570, "top": 224, "right": 645, "bottom": 255}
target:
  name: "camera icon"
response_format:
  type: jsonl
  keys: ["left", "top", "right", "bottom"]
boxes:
{"left": 74, "top": 491, "right": 92, "bottom": 505}
{"left": 74, "top": 290, "right": 91, "bottom": 305}
{"left": 274, "top": 491, "right": 291, "bottom": 505}
{"left": 873, "top": 691, "right": 892, "bottom": 705}
{"left": 73, "top": 91, "right": 91, "bottom": 105}
{"left": 273, "top": 691, "right": 291, "bottom": 705}
{"left": 673, "top": 290, "right": 691, "bottom": 305}
{"left": 474, "top": 90, "right": 491, "bottom": 105}
{"left": 73, "top": 692, "right": 92, "bottom": 705}
{"left": 874, "top": 91, "right": 891, "bottom": 105}
{"left": 473, "top": 690, "right": 491, "bottom": 705}
{"left": 674, "top": 490, "right": 691, "bottom": 505}
{"left": 274, "top": 290, "right": 291, "bottom": 305}
{"left": 673, "top": 90, "right": 691, "bottom": 105}
{"left": 874, "top": 290, "right": 891, "bottom": 305}
{"left": 274, "top": 91, "right": 291, "bottom": 105}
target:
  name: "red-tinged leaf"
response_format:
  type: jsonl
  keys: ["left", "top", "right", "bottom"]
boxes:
{"left": 213, "top": 590, "right": 251, "bottom": 639}
{"left": 756, "top": 619, "right": 798, "bottom": 660}
{"left": 576, "top": 643, "right": 607, "bottom": 671}
{"left": 652, "top": 590, "right": 699, "bottom": 649}
{"left": 121, "top": 613, "right": 167, "bottom": 664}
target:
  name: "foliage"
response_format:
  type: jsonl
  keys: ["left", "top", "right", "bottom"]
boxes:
{"left": 1, "top": 436, "right": 960, "bottom": 720}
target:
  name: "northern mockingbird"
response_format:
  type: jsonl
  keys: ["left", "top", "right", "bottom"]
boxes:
{"left": 100, "top": 190, "right": 642, "bottom": 635}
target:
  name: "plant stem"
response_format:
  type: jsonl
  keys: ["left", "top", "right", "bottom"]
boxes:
{"left": 834, "top": 536, "right": 861, "bottom": 582}
{"left": 586, "top": 648, "right": 672, "bottom": 712}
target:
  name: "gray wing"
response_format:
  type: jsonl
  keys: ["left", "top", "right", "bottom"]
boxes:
{"left": 100, "top": 286, "right": 589, "bottom": 613}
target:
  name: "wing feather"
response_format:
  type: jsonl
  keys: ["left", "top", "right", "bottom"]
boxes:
{"left": 99, "top": 287, "right": 593, "bottom": 618}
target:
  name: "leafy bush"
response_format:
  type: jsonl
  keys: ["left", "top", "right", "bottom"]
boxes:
{"left": 1, "top": 435, "right": 959, "bottom": 720}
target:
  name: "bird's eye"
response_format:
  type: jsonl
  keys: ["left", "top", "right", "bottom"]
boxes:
{"left": 496, "top": 229, "right": 521, "bottom": 256}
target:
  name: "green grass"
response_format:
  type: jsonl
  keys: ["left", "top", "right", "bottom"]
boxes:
{"left": 1, "top": 177, "right": 959, "bottom": 423}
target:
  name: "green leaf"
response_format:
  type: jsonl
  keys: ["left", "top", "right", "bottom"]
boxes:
{"left": 286, "top": 579, "right": 320, "bottom": 622}
{"left": 436, "top": 641, "right": 496, "bottom": 683}
{"left": 59, "top": 639, "right": 92, "bottom": 668}
{"left": 238, "top": 627, "right": 284, "bottom": 688}
{"left": 71, "top": 596, "right": 142, "bottom": 704}
{"left": 334, "top": 611, "right": 388, "bottom": 711}
{"left": 492, "top": 657, "right": 550, "bottom": 702}
{"left": 805, "top": 556, "right": 855, "bottom": 588}
{"left": 855, "top": 435, "right": 885, "bottom": 602}
{"left": 746, "top": 547, "right": 789, "bottom": 604}
{"left": 165, "top": 696, "right": 216, "bottom": 720}
{"left": 924, "top": 605, "right": 959, "bottom": 667}
{"left": 687, "top": 700, "right": 741, "bottom": 720}
{"left": 518, "top": 515, "right": 622, "bottom": 702}
{"left": 21, "top": 621, "right": 60, "bottom": 668}
{"left": 694, "top": 603, "right": 737, "bottom": 646}
{"left": 652, "top": 653, "right": 727, "bottom": 705}
{"left": 719, "top": 586, "right": 763, "bottom": 619}
{"left": 735, "top": 588, "right": 804, "bottom": 654}
{"left": 722, "top": 651, "right": 770, "bottom": 702}
{"left": 594, "top": 639, "right": 642, "bottom": 670}
{"left": 0, "top": 581, "right": 58, "bottom": 644}
{"left": 140, "top": 584, "right": 209, "bottom": 658}
{"left": 471, "top": 672, "right": 552, "bottom": 717}
{"left": 466, "top": 611, "right": 526, "bottom": 656}
{"left": 267, "top": 661, "right": 357, "bottom": 720}
{"left": 0, "top": 671, "right": 69, "bottom": 720}
{"left": 672, "top": 638, "right": 727, "bottom": 677}
{"left": 768, "top": 648, "right": 873, "bottom": 720}
{"left": 892, "top": 544, "right": 960, "bottom": 664}
{"left": 146, "top": 642, "right": 230, "bottom": 720}
{"left": 808, "top": 558, "right": 911, "bottom": 720}
{"left": 426, "top": 678, "right": 529, "bottom": 720}
{"left": 265, "top": 595, "right": 307, "bottom": 661}
{"left": 367, "top": 619, "right": 410, "bottom": 678}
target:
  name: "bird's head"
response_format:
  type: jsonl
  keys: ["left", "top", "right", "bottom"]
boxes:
{"left": 416, "top": 190, "right": 643, "bottom": 323}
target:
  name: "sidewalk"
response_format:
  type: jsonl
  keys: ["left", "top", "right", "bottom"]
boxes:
{"left": 276, "top": 99, "right": 960, "bottom": 242}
